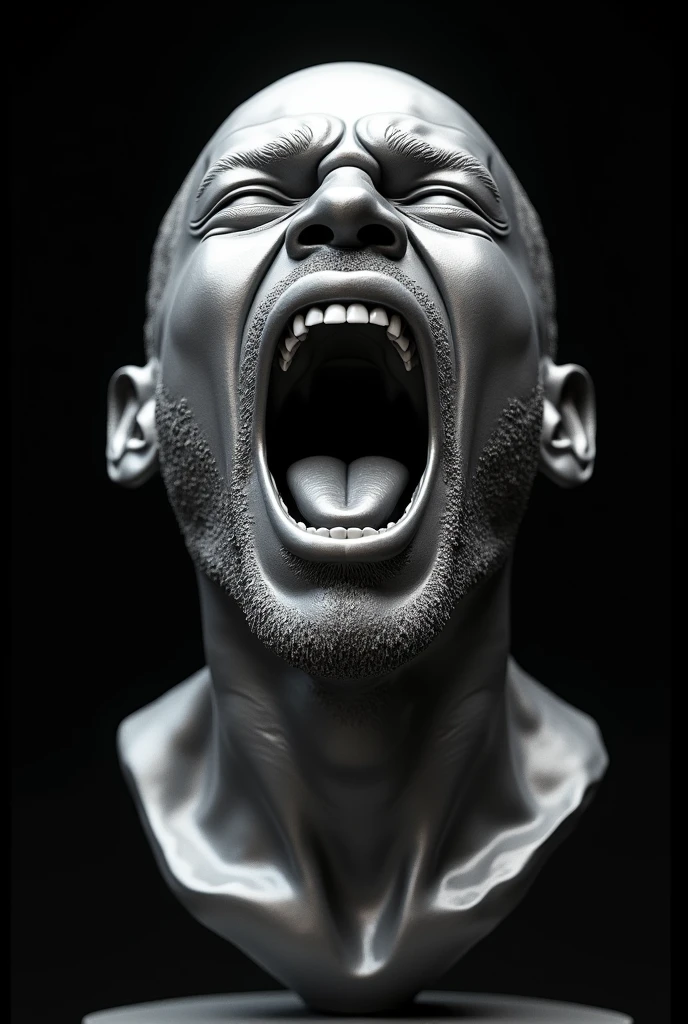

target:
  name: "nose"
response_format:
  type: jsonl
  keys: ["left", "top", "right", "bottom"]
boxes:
{"left": 286, "top": 167, "right": 407, "bottom": 260}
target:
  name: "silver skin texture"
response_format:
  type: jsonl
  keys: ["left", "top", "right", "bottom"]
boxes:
{"left": 106, "top": 63, "right": 605, "bottom": 1013}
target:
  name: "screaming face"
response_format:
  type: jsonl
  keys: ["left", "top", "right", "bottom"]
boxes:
{"left": 131, "top": 64, "right": 554, "bottom": 678}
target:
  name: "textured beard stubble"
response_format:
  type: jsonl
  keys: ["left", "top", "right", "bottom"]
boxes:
{"left": 156, "top": 250, "right": 543, "bottom": 678}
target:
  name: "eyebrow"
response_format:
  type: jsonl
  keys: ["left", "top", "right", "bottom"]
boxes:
{"left": 383, "top": 124, "right": 501, "bottom": 200}
{"left": 196, "top": 123, "right": 314, "bottom": 198}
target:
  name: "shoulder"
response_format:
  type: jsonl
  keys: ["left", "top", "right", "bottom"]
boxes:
{"left": 117, "top": 667, "right": 212, "bottom": 792}
{"left": 507, "top": 657, "right": 609, "bottom": 804}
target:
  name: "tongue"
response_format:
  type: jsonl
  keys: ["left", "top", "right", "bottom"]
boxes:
{"left": 286, "top": 456, "right": 409, "bottom": 530}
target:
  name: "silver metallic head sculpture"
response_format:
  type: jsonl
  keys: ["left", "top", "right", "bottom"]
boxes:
{"left": 106, "top": 63, "right": 606, "bottom": 1013}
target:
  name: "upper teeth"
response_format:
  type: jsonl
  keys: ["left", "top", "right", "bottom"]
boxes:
{"left": 276, "top": 303, "right": 418, "bottom": 372}
{"left": 292, "top": 314, "right": 308, "bottom": 338}
{"left": 387, "top": 313, "right": 402, "bottom": 338}
{"left": 304, "top": 307, "right": 324, "bottom": 327}
{"left": 323, "top": 303, "right": 347, "bottom": 324}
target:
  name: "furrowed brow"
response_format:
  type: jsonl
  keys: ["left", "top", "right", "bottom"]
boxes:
{"left": 384, "top": 124, "right": 501, "bottom": 200}
{"left": 196, "top": 123, "right": 314, "bottom": 198}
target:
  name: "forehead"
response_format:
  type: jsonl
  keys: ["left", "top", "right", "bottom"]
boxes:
{"left": 209, "top": 62, "right": 495, "bottom": 158}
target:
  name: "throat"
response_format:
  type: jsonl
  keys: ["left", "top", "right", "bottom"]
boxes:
{"left": 195, "top": 569, "right": 515, "bottom": 881}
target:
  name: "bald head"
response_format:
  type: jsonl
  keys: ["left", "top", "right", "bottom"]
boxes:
{"left": 222, "top": 62, "right": 482, "bottom": 138}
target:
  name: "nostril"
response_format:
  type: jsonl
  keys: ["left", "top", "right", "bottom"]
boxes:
{"left": 357, "top": 224, "right": 396, "bottom": 247}
{"left": 298, "top": 224, "right": 335, "bottom": 246}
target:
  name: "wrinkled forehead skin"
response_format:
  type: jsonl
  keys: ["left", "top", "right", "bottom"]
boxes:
{"left": 205, "top": 62, "right": 508, "bottom": 204}
{"left": 220, "top": 62, "right": 485, "bottom": 145}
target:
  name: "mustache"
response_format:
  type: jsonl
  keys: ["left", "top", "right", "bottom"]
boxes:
{"left": 239, "top": 246, "right": 452, "bottom": 374}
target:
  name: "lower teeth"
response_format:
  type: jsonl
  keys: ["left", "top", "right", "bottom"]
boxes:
{"left": 276, "top": 496, "right": 417, "bottom": 537}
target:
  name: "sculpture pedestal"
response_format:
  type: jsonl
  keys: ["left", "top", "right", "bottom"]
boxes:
{"left": 82, "top": 990, "right": 632, "bottom": 1023}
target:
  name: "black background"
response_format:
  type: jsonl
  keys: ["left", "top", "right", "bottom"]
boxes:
{"left": 10, "top": 4, "right": 671, "bottom": 1023}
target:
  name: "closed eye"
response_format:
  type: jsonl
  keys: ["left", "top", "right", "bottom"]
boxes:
{"left": 395, "top": 186, "right": 509, "bottom": 237}
{"left": 190, "top": 186, "right": 302, "bottom": 236}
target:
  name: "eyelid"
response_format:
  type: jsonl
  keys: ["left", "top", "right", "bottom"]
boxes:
{"left": 395, "top": 185, "right": 492, "bottom": 220}
{"left": 190, "top": 185, "right": 301, "bottom": 228}
{"left": 222, "top": 185, "right": 301, "bottom": 204}
{"left": 401, "top": 208, "right": 494, "bottom": 241}
{"left": 199, "top": 210, "right": 297, "bottom": 240}
{"left": 395, "top": 186, "right": 509, "bottom": 235}
{"left": 394, "top": 185, "right": 469, "bottom": 203}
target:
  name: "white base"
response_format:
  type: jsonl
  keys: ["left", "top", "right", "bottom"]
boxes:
{"left": 82, "top": 989, "right": 632, "bottom": 1023}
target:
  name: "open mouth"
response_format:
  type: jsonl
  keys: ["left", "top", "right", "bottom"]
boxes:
{"left": 267, "top": 301, "right": 427, "bottom": 533}
{"left": 254, "top": 274, "right": 441, "bottom": 562}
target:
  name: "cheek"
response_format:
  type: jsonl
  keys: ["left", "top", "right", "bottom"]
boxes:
{"left": 159, "top": 227, "right": 286, "bottom": 476}
{"left": 452, "top": 240, "right": 539, "bottom": 463}
{"left": 409, "top": 226, "right": 540, "bottom": 478}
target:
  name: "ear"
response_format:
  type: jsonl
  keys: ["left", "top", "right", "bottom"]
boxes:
{"left": 539, "top": 355, "right": 596, "bottom": 487}
{"left": 106, "top": 359, "right": 159, "bottom": 487}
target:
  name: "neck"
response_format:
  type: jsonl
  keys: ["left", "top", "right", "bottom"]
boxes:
{"left": 196, "top": 563, "right": 516, "bottom": 890}
{"left": 119, "top": 559, "right": 607, "bottom": 1008}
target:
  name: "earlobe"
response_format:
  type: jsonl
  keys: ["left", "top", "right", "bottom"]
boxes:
{"left": 539, "top": 356, "right": 596, "bottom": 488}
{"left": 106, "top": 359, "right": 160, "bottom": 487}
